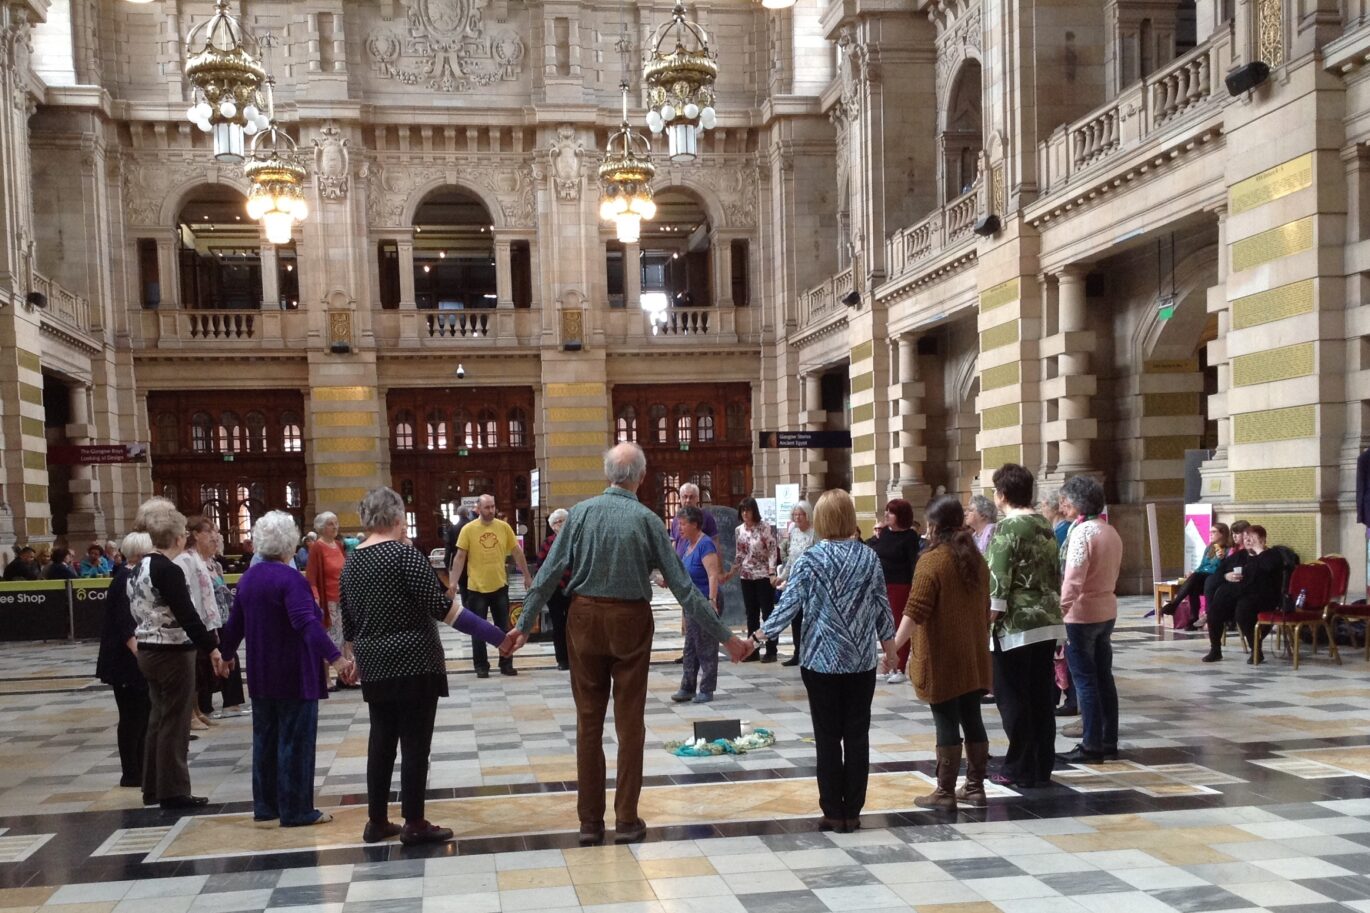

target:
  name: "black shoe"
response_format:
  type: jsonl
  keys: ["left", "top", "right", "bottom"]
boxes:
{"left": 1160, "top": 601, "right": 1179, "bottom": 616}
{"left": 363, "top": 819, "right": 402, "bottom": 843}
{"left": 119, "top": 777, "right": 141, "bottom": 788}
{"left": 672, "top": 656, "right": 684, "bottom": 664}
{"left": 980, "top": 693, "right": 997, "bottom": 704}
{"left": 578, "top": 824, "right": 605, "bottom": 846}
{"left": 475, "top": 669, "right": 490, "bottom": 679}
{"left": 500, "top": 666, "right": 518, "bottom": 676}
{"left": 743, "top": 652, "right": 760, "bottom": 663}
{"left": 614, "top": 818, "right": 648, "bottom": 844}
{"left": 1201, "top": 649, "right": 1222, "bottom": 663}
{"left": 1056, "top": 744, "right": 1105, "bottom": 764}
{"left": 160, "top": 795, "right": 210, "bottom": 810}
{"left": 557, "top": 663, "right": 570, "bottom": 671}
{"left": 761, "top": 653, "right": 777, "bottom": 664}
{"left": 400, "top": 820, "right": 454, "bottom": 846}
{"left": 1101, "top": 746, "right": 1120, "bottom": 760}
{"left": 142, "top": 793, "right": 157, "bottom": 806}
{"left": 781, "top": 656, "right": 799, "bottom": 667}
{"left": 1055, "top": 703, "right": 1079, "bottom": 717}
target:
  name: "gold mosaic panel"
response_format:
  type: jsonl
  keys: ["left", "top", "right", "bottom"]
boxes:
{"left": 981, "top": 362, "right": 1021, "bottom": 391}
{"left": 982, "top": 444, "right": 1021, "bottom": 470}
{"left": 1233, "top": 405, "right": 1316, "bottom": 443}
{"left": 16, "top": 350, "right": 40, "bottom": 373}
{"left": 1232, "top": 342, "right": 1314, "bottom": 386}
{"left": 1257, "top": 0, "right": 1285, "bottom": 69}
{"left": 314, "top": 437, "right": 375, "bottom": 454}
{"left": 1244, "top": 512, "right": 1316, "bottom": 563}
{"left": 980, "top": 278, "right": 1020, "bottom": 312}
{"left": 1233, "top": 467, "right": 1316, "bottom": 502}
{"left": 850, "top": 340, "right": 874, "bottom": 364}
{"left": 557, "top": 480, "right": 610, "bottom": 497}
{"left": 1231, "top": 280, "right": 1314, "bottom": 330}
{"left": 852, "top": 433, "right": 875, "bottom": 454}
{"left": 20, "top": 417, "right": 44, "bottom": 438}
{"left": 314, "top": 487, "right": 369, "bottom": 504}
{"left": 1230, "top": 217, "right": 1313, "bottom": 273}
{"left": 25, "top": 517, "right": 48, "bottom": 537}
{"left": 547, "top": 456, "right": 605, "bottom": 472}
{"left": 854, "top": 494, "right": 878, "bottom": 515}
{"left": 1143, "top": 436, "right": 1194, "bottom": 461}
{"left": 22, "top": 451, "right": 44, "bottom": 471}
{"left": 853, "top": 464, "right": 876, "bottom": 484}
{"left": 851, "top": 402, "right": 874, "bottom": 424}
{"left": 1143, "top": 393, "right": 1201, "bottom": 417}
{"left": 980, "top": 321, "right": 1019, "bottom": 352}
{"left": 312, "top": 386, "right": 373, "bottom": 403}
{"left": 1229, "top": 153, "right": 1312, "bottom": 215}
{"left": 336, "top": 511, "right": 361, "bottom": 529}
{"left": 18, "top": 382, "right": 42, "bottom": 406}
{"left": 23, "top": 484, "right": 46, "bottom": 504}
{"left": 981, "top": 403, "right": 1021, "bottom": 431}
{"left": 549, "top": 431, "right": 607, "bottom": 447}
{"left": 1146, "top": 479, "right": 1185, "bottom": 498}
{"left": 546, "top": 407, "right": 607, "bottom": 423}
{"left": 313, "top": 412, "right": 374, "bottom": 428}
{"left": 316, "top": 462, "right": 377, "bottom": 479}
{"left": 849, "top": 372, "right": 873, "bottom": 395}
{"left": 546, "top": 382, "right": 604, "bottom": 398}
{"left": 1158, "top": 504, "right": 1185, "bottom": 568}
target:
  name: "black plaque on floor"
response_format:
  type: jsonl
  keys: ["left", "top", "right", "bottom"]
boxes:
{"left": 694, "top": 719, "right": 741, "bottom": 742}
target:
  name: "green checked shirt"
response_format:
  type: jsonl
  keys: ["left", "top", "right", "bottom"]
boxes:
{"left": 518, "top": 486, "right": 732, "bottom": 643}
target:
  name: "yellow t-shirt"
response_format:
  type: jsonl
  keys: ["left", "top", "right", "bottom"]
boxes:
{"left": 457, "top": 518, "right": 516, "bottom": 594}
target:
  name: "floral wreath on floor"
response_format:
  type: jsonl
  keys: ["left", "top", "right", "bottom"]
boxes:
{"left": 666, "top": 728, "right": 776, "bottom": 757}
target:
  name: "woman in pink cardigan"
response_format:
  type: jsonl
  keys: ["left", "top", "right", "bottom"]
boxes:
{"left": 1055, "top": 476, "right": 1122, "bottom": 764}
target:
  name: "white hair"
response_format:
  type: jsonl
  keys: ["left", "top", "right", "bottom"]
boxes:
{"left": 120, "top": 532, "right": 154, "bottom": 564}
{"left": 359, "top": 487, "right": 406, "bottom": 531}
{"left": 252, "top": 511, "right": 301, "bottom": 559}
{"left": 679, "top": 482, "right": 700, "bottom": 497}
{"left": 603, "top": 442, "right": 647, "bottom": 485}
{"left": 313, "top": 511, "right": 338, "bottom": 533}
{"left": 792, "top": 499, "right": 812, "bottom": 518}
{"left": 548, "top": 508, "right": 569, "bottom": 529}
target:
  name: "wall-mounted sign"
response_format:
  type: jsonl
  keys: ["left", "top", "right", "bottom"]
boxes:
{"left": 46, "top": 444, "right": 148, "bottom": 465}
{"left": 757, "top": 431, "right": 852, "bottom": 449}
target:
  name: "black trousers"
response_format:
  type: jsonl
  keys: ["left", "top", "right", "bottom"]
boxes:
{"left": 467, "top": 588, "right": 512, "bottom": 672}
{"left": 1169, "top": 571, "right": 1211, "bottom": 618}
{"left": 1207, "top": 591, "right": 1265, "bottom": 651}
{"left": 791, "top": 611, "right": 803, "bottom": 653}
{"left": 112, "top": 681, "right": 150, "bottom": 785}
{"left": 366, "top": 696, "right": 439, "bottom": 823}
{"left": 740, "top": 578, "right": 777, "bottom": 657}
{"left": 929, "top": 691, "right": 988, "bottom": 747}
{"left": 548, "top": 588, "right": 571, "bottom": 668}
{"left": 992, "top": 640, "right": 1057, "bottom": 785}
{"left": 800, "top": 666, "right": 876, "bottom": 820}
{"left": 196, "top": 634, "right": 245, "bottom": 713}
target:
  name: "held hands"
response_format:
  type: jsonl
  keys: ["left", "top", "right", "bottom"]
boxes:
{"left": 499, "top": 630, "right": 528, "bottom": 658}
{"left": 210, "top": 650, "right": 234, "bottom": 679}
{"left": 330, "top": 655, "right": 358, "bottom": 685}
{"left": 725, "top": 634, "right": 757, "bottom": 663}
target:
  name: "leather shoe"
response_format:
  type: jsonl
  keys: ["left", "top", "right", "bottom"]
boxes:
{"left": 500, "top": 666, "right": 518, "bottom": 676}
{"left": 400, "top": 820, "right": 454, "bottom": 846}
{"left": 475, "top": 669, "right": 490, "bottom": 679}
{"left": 614, "top": 818, "right": 648, "bottom": 843}
{"left": 1056, "top": 744, "right": 1106, "bottom": 764}
{"left": 579, "top": 824, "right": 605, "bottom": 846}
{"left": 1054, "top": 703, "right": 1079, "bottom": 717}
{"left": 363, "top": 819, "right": 402, "bottom": 843}
{"left": 781, "top": 656, "right": 800, "bottom": 667}
{"left": 159, "top": 795, "right": 209, "bottom": 810}
{"left": 670, "top": 690, "right": 694, "bottom": 703}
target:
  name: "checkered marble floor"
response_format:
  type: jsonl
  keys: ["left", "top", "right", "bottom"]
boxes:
{"left": 4, "top": 595, "right": 1370, "bottom": 912}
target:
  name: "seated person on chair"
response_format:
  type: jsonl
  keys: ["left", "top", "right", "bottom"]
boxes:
{"left": 1201, "top": 519, "right": 1250, "bottom": 610}
{"left": 1202, "top": 526, "right": 1281, "bottom": 665}
{"left": 1161, "top": 523, "right": 1232, "bottom": 628}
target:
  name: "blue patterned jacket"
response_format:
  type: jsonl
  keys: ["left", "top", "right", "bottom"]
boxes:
{"left": 761, "top": 538, "right": 894, "bottom": 674}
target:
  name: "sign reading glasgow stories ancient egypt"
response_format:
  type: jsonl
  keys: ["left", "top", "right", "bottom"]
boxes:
{"left": 757, "top": 431, "right": 853, "bottom": 449}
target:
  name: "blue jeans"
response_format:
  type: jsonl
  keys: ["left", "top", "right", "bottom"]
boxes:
{"left": 1065, "top": 619, "right": 1118, "bottom": 752}
{"left": 252, "top": 696, "right": 323, "bottom": 826}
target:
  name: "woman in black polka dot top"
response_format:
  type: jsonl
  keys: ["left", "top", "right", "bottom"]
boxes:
{"left": 340, "top": 487, "right": 512, "bottom": 847}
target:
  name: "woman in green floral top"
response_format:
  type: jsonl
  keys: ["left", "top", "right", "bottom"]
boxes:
{"left": 985, "top": 463, "right": 1065, "bottom": 788}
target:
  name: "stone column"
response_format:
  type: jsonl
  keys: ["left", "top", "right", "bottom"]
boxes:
{"left": 494, "top": 236, "right": 513, "bottom": 309}
{"left": 156, "top": 235, "right": 178, "bottom": 306}
{"left": 623, "top": 241, "right": 641, "bottom": 310}
{"left": 712, "top": 233, "right": 732, "bottom": 308}
{"left": 890, "top": 334, "right": 931, "bottom": 508}
{"left": 1052, "top": 267, "right": 1097, "bottom": 476}
{"left": 65, "top": 383, "right": 99, "bottom": 542}
{"left": 397, "top": 238, "right": 416, "bottom": 309}
{"left": 803, "top": 373, "right": 827, "bottom": 498}
{"left": 259, "top": 242, "right": 280, "bottom": 309}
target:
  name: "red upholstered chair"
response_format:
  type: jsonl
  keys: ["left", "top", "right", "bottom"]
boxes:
{"left": 1324, "top": 555, "right": 1370, "bottom": 659}
{"left": 1254, "top": 562, "right": 1341, "bottom": 669}
{"left": 1322, "top": 555, "right": 1351, "bottom": 604}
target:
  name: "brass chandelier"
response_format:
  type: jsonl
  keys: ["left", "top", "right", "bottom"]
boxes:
{"left": 599, "top": 83, "right": 657, "bottom": 244}
{"left": 244, "top": 78, "right": 308, "bottom": 245}
{"left": 184, "top": 0, "right": 270, "bottom": 163}
{"left": 643, "top": 0, "right": 717, "bottom": 163}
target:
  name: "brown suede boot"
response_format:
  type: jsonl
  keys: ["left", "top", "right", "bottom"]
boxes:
{"left": 915, "top": 743, "right": 961, "bottom": 811}
{"left": 956, "top": 742, "right": 989, "bottom": 807}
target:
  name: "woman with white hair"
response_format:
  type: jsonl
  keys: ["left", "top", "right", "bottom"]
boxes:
{"left": 218, "top": 511, "right": 352, "bottom": 827}
{"left": 967, "top": 494, "right": 999, "bottom": 554}
{"left": 537, "top": 508, "right": 572, "bottom": 671}
{"left": 307, "top": 511, "right": 349, "bottom": 689}
{"left": 96, "top": 531, "right": 154, "bottom": 788}
{"left": 775, "top": 500, "right": 815, "bottom": 667}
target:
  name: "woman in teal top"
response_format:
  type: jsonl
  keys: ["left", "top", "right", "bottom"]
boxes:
{"left": 1161, "top": 523, "right": 1232, "bottom": 629}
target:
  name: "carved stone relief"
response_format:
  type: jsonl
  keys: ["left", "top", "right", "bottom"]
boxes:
{"left": 313, "top": 126, "right": 350, "bottom": 201}
{"left": 546, "top": 125, "right": 583, "bottom": 202}
{"left": 121, "top": 155, "right": 251, "bottom": 227}
{"left": 362, "top": 158, "right": 536, "bottom": 228}
{"left": 650, "top": 159, "right": 759, "bottom": 229}
{"left": 366, "top": 0, "right": 525, "bottom": 93}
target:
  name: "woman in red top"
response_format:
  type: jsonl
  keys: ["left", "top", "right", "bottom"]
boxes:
{"left": 306, "top": 511, "right": 349, "bottom": 689}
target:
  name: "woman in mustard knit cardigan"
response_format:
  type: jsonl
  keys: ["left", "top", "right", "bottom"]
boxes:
{"left": 888, "top": 496, "right": 993, "bottom": 811}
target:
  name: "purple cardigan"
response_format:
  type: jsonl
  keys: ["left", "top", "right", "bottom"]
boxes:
{"left": 218, "top": 560, "right": 341, "bottom": 701}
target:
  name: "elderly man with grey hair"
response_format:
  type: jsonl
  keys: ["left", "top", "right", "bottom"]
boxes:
{"left": 513, "top": 443, "right": 755, "bottom": 846}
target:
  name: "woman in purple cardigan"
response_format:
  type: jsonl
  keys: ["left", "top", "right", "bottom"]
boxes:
{"left": 218, "top": 511, "right": 354, "bottom": 827}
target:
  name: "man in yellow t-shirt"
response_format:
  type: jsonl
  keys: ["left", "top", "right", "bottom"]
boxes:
{"left": 451, "top": 494, "right": 534, "bottom": 677}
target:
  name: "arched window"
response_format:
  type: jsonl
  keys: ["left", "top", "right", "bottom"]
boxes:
{"left": 691, "top": 471, "right": 713, "bottom": 505}
{"left": 394, "top": 410, "right": 416, "bottom": 450}
{"left": 675, "top": 405, "right": 692, "bottom": 446}
{"left": 285, "top": 481, "right": 302, "bottom": 509}
{"left": 425, "top": 409, "right": 448, "bottom": 450}
{"left": 508, "top": 408, "right": 528, "bottom": 448}
{"left": 726, "top": 403, "right": 747, "bottom": 442}
{"left": 477, "top": 408, "right": 498, "bottom": 448}
{"left": 244, "top": 412, "right": 268, "bottom": 453}
{"left": 199, "top": 483, "right": 227, "bottom": 531}
{"left": 191, "top": 412, "right": 213, "bottom": 453}
{"left": 650, "top": 404, "right": 668, "bottom": 444}
{"left": 218, "top": 412, "right": 242, "bottom": 453}
{"left": 155, "top": 413, "right": 180, "bottom": 455}
{"left": 696, "top": 404, "right": 715, "bottom": 443}
{"left": 615, "top": 406, "right": 637, "bottom": 444}
{"left": 400, "top": 479, "right": 415, "bottom": 504}
{"left": 161, "top": 482, "right": 178, "bottom": 504}
{"left": 661, "top": 472, "right": 681, "bottom": 519}
{"left": 281, "top": 412, "right": 303, "bottom": 453}
{"left": 237, "top": 500, "right": 265, "bottom": 540}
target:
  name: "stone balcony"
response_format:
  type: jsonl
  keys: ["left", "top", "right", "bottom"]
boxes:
{"left": 373, "top": 308, "right": 539, "bottom": 348}
{"left": 139, "top": 309, "right": 310, "bottom": 349}
{"left": 798, "top": 266, "right": 854, "bottom": 330}
{"left": 603, "top": 306, "right": 762, "bottom": 348}
{"left": 31, "top": 271, "right": 96, "bottom": 339}
{"left": 883, "top": 186, "right": 980, "bottom": 289}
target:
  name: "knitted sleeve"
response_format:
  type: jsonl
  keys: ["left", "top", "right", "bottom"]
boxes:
{"left": 904, "top": 549, "right": 941, "bottom": 625}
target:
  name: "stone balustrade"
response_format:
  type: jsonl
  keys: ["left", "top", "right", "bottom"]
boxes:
{"left": 884, "top": 185, "right": 978, "bottom": 283}
{"left": 31, "top": 271, "right": 93, "bottom": 334}
{"left": 139, "top": 309, "right": 308, "bottom": 348}
{"left": 799, "top": 266, "right": 854, "bottom": 328}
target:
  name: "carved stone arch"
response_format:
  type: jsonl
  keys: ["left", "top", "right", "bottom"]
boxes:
{"left": 400, "top": 177, "right": 505, "bottom": 229}
{"left": 647, "top": 175, "right": 728, "bottom": 231}
{"left": 159, "top": 173, "right": 253, "bottom": 227}
{"left": 941, "top": 56, "right": 984, "bottom": 134}
{"left": 1135, "top": 242, "right": 1220, "bottom": 363}
{"left": 953, "top": 348, "right": 979, "bottom": 411}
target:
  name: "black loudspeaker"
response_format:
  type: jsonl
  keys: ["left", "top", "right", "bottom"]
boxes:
{"left": 694, "top": 719, "right": 742, "bottom": 743}
{"left": 1225, "top": 61, "right": 1271, "bottom": 97}
{"left": 1085, "top": 272, "right": 1107, "bottom": 298}
{"left": 25, "top": 291, "right": 46, "bottom": 309}
{"left": 973, "top": 214, "right": 1001, "bottom": 237}
{"left": 841, "top": 290, "right": 861, "bottom": 308}
{"left": 329, "top": 341, "right": 351, "bottom": 354}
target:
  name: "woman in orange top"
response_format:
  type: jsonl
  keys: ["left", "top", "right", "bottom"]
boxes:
{"left": 306, "top": 511, "right": 349, "bottom": 689}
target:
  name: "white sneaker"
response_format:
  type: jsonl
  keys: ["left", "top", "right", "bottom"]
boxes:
{"left": 886, "top": 672, "right": 907, "bottom": 684}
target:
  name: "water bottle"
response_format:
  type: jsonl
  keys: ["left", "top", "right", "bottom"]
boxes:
{"left": 1295, "top": 588, "right": 1307, "bottom": 611}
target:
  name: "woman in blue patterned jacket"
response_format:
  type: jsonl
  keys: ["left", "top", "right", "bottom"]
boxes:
{"left": 757, "top": 489, "right": 897, "bottom": 834}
